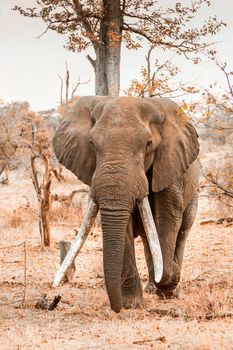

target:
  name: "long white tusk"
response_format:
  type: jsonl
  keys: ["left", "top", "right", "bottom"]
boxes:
{"left": 137, "top": 197, "right": 163, "bottom": 283}
{"left": 52, "top": 198, "right": 98, "bottom": 287}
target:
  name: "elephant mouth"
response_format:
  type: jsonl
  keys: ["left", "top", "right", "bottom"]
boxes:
{"left": 52, "top": 196, "right": 163, "bottom": 288}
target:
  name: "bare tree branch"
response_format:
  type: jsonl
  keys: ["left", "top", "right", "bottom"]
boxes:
{"left": 58, "top": 74, "right": 63, "bottom": 105}
{"left": 65, "top": 61, "right": 70, "bottom": 103}
{"left": 86, "top": 54, "right": 96, "bottom": 69}
{"left": 199, "top": 160, "right": 233, "bottom": 199}
{"left": 71, "top": 77, "right": 90, "bottom": 99}
{"left": 72, "top": 0, "right": 98, "bottom": 48}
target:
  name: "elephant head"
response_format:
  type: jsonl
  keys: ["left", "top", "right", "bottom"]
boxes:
{"left": 53, "top": 96, "right": 199, "bottom": 312}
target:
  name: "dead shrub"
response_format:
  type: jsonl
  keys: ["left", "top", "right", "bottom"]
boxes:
{"left": 149, "top": 273, "right": 233, "bottom": 322}
{"left": 183, "top": 273, "right": 233, "bottom": 320}
{"left": 8, "top": 210, "right": 24, "bottom": 228}
{"left": 5, "top": 206, "right": 37, "bottom": 229}
{"left": 200, "top": 146, "right": 233, "bottom": 219}
{"left": 50, "top": 200, "right": 101, "bottom": 240}
{"left": 50, "top": 201, "right": 84, "bottom": 227}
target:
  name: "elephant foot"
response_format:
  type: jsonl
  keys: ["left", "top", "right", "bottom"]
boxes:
{"left": 145, "top": 281, "right": 157, "bottom": 294}
{"left": 155, "top": 287, "right": 180, "bottom": 300}
{"left": 122, "top": 295, "right": 145, "bottom": 309}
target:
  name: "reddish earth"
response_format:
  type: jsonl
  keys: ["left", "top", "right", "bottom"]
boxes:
{"left": 0, "top": 173, "right": 232, "bottom": 350}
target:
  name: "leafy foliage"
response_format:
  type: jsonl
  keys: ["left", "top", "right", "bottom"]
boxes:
{"left": 186, "top": 55, "right": 233, "bottom": 206}
{"left": 14, "top": 1, "right": 225, "bottom": 57}
{"left": 13, "top": 1, "right": 225, "bottom": 96}
{"left": 0, "top": 101, "right": 52, "bottom": 173}
{"left": 125, "top": 46, "right": 182, "bottom": 97}
{"left": 0, "top": 101, "right": 61, "bottom": 245}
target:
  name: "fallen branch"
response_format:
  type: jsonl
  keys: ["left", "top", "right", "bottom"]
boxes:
{"left": 200, "top": 217, "right": 233, "bottom": 225}
{"left": 48, "top": 295, "right": 62, "bottom": 310}
{"left": 200, "top": 219, "right": 216, "bottom": 225}
{"left": 183, "top": 268, "right": 233, "bottom": 286}
{"left": 51, "top": 189, "right": 89, "bottom": 205}
{"left": 0, "top": 299, "right": 24, "bottom": 306}
{"left": 35, "top": 294, "right": 62, "bottom": 310}
{"left": 0, "top": 242, "right": 25, "bottom": 250}
{"left": 187, "top": 269, "right": 215, "bottom": 283}
{"left": 148, "top": 308, "right": 233, "bottom": 320}
{"left": 35, "top": 294, "right": 49, "bottom": 310}
{"left": 133, "top": 336, "right": 166, "bottom": 344}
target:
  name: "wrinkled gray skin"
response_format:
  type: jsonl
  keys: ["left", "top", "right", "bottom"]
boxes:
{"left": 53, "top": 96, "right": 199, "bottom": 313}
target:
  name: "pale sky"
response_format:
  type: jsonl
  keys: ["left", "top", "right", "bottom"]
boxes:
{"left": 0, "top": 0, "right": 233, "bottom": 110}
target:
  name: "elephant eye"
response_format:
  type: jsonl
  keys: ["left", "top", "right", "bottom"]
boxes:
{"left": 89, "top": 139, "right": 93, "bottom": 146}
{"left": 146, "top": 140, "right": 153, "bottom": 150}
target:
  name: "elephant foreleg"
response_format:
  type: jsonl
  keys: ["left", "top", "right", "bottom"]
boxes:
{"left": 121, "top": 217, "right": 144, "bottom": 309}
{"left": 160, "top": 194, "right": 198, "bottom": 295}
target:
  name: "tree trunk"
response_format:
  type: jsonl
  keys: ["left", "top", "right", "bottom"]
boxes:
{"left": 40, "top": 191, "right": 51, "bottom": 247}
{"left": 40, "top": 154, "right": 52, "bottom": 247}
{"left": 31, "top": 153, "right": 52, "bottom": 247}
{"left": 95, "top": 46, "right": 108, "bottom": 96}
{"left": 88, "top": 0, "right": 122, "bottom": 96}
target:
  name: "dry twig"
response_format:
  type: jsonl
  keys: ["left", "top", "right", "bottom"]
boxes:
{"left": 133, "top": 336, "right": 166, "bottom": 345}
{"left": 148, "top": 308, "right": 233, "bottom": 320}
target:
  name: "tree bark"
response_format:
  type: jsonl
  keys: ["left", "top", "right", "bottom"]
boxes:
{"left": 94, "top": 46, "right": 108, "bottom": 96}
{"left": 104, "top": 0, "right": 122, "bottom": 96}
{"left": 31, "top": 151, "right": 52, "bottom": 247}
{"left": 88, "top": 0, "right": 122, "bottom": 96}
{"left": 39, "top": 154, "right": 52, "bottom": 247}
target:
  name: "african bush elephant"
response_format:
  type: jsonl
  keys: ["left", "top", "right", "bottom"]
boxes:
{"left": 53, "top": 96, "right": 199, "bottom": 313}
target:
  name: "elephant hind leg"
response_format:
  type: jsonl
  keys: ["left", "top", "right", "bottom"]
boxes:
{"left": 156, "top": 195, "right": 199, "bottom": 296}
{"left": 143, "top": 194, "right": 198, "bottom": 297}
{"left": 141, "top": 235, "right": 176, "bottom": 297}
{"left": 172, "top": 194, "right": 199, "bottom": 282}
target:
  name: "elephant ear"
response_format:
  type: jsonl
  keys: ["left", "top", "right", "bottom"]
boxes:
{"left": 53, "top": 96, "right": 105, "bottom": 186}
{"left": 148, "top": 98, "right": 199, "bottom": 192}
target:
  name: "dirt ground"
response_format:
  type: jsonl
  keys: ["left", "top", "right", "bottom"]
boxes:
{"left": 0, "top": 171, "right": 233, "bottom": 350}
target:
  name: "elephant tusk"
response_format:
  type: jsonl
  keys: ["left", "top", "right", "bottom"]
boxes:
{"left": 137, "top": 197, "right": 163, "bottom": 283}
{"left": 52, "top": 198, "right": 99, "bottom": 287}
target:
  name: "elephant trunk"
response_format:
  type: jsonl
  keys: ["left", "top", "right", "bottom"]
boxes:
{"left": 100, "top": 206, "right": 130, "bottom": 313}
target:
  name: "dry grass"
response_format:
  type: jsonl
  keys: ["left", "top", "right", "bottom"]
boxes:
{"left": 183, "top": 274, "right": 233, "bottom": 320}
{"left": 50, "top": 201, "right": 84, "bottom": 226}
{"left": 1, "top": 218, "right": 232, "bottom": 349}
{"left": 8, "top": 210, "right": 24, "bottom": 228}
{"left": 0, "top": 176, "right": 233, "bottom": 350}
{"left": 50, "top": 200, "right": 101, "bottom": 238}
{"left": 3, "top": 206, "right": 37, "bottom": 230}
{"left": 199, "top": 140, "right": 233, "bottom": 220}
{"left": 147, "top": 273, "right": 233, "bottom": 322}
